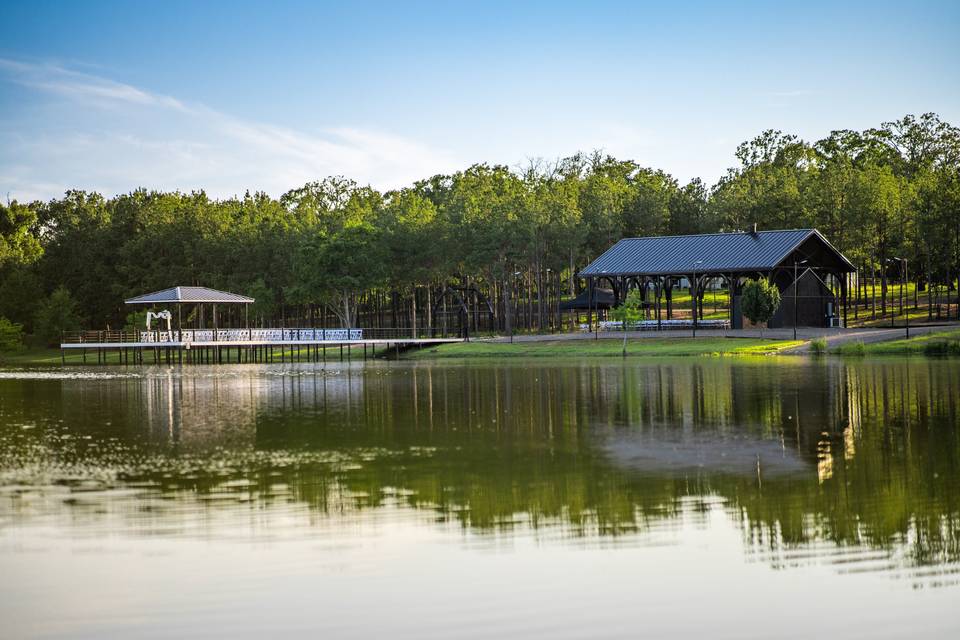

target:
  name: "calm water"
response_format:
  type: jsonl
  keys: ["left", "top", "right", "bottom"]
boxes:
{"left": 1, "top": 357, "right": 958, "bottom": 639}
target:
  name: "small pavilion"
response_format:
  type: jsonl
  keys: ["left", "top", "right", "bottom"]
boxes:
{"left": 579, "top": 228, "right": 856, "bottom": 328}
{"left": 125, "top": 286, "right": 254, "bottom": 334}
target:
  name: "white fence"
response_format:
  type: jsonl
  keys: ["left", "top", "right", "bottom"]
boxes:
{"left": 139, "top": 328, "right": 364, "bottom": 343}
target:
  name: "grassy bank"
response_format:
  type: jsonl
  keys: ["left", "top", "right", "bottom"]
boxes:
{"left": 834, "top": 329, "right": 960, "bottom": 356}
{"left": 406, "top": 337, "right": 803, "bottom": 359}
{"left": 0, "top": 347, "right": 71, "bottom": 365}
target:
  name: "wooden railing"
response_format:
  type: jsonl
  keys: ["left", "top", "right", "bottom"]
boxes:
{"left": 62, "top": 326, "right": 461, "bottom": 344}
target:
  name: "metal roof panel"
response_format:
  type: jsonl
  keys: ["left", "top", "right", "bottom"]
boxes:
{"left": 125, "top": 286, "right": 255, "bottom": 304}
{"left": 579, "top": 229, "right": 851, "bottom": 276}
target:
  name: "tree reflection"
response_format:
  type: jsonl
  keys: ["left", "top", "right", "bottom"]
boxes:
{"left": 0, "top": 359, "right": 958, "bottom": 579}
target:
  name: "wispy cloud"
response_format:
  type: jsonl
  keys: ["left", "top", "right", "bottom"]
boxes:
{"left": 0, "top": 59, "right": 457, "bottom": 201}
{"left": 0, "top": 58, "right": 187, "bottom": 111}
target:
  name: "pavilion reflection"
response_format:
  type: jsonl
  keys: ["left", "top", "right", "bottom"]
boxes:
{"left": 10, "top": 358, "right": 958, "bottom": 582}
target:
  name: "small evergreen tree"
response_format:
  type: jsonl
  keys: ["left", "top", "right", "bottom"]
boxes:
{"left": 34, "top": 286, "right": 82, "bottom": 346}
{"left": 741, "top": 279, "right": 781, "bottom": 337}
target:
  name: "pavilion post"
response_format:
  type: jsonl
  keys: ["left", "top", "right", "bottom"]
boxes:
{"left": 656, "top": 277, "right": 662, "bottom": 331}
{"left": 665, "top": 279, "right": 673, "bottom": 319}
{"left": 587, "top": 277, "right": 593, "bottom": 334}
{"left": 592, "top": 278, "right": 598, "bottom": 340}
{"left": 691, "top": 272, "right": 697, "bottom": 337}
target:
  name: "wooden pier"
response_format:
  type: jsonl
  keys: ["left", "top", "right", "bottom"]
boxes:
{"left": 60, "top": 328, "right": 464, "bottom": 365}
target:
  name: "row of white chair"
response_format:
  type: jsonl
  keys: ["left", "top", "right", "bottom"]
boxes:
{"left": 580, "top": 319, "right": 730, "bottom": 332}
{"left": 138, "top": 329, "right": 364, "bottom": 343}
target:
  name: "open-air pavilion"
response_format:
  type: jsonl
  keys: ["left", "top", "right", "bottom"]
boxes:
{"left": 579, "top": 228, "right": 856, "bottom": 330}
{"left": 61, "top": 285, "right": 463, "bottom": 365}
{"left": 125, "top": 286, "right": 255, "bottom": 337}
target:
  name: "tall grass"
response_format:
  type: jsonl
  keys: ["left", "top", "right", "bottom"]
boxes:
{"left": 809, "top": 338, "right": 828, "bottom": 355}
{"left": 836, "top": 341, "right": 866, "bottom": 356}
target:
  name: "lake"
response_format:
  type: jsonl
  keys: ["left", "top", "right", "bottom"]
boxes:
{"left": 1, "top": 357, "right": 958, "bottom": 639}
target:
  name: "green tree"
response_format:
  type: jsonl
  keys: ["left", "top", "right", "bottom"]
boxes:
{"left": 741, "top": 279, "right": 781, "bottom": 336}
{"left": 610, "top": 289, "right": 644, "bottom": 356}
{"left": 0, "top": 200, "right": 42, "bottom": 268}
{"left": 0, "top": 316, "right": 24, "bottom": 352}
{"left": 34, "top": 286, "right": 82, "bottom": 346}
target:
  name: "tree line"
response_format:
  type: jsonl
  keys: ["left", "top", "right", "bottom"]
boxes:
{"left": 1, "top": 112, "right": 958, "bottom": 343}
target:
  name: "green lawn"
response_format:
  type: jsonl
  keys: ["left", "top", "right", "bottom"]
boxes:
{"left": 406, "top": 337, "right": 803, "bottom": 359}
{"left": 834, "top": 328, "right": 960, "bottom": 356}
{"left": 0, "top": 347, "right": 72, "bottom": 365}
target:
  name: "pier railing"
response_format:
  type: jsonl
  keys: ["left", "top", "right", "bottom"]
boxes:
{"left": 62, "top": 327, "right": 462, "bottom": 345}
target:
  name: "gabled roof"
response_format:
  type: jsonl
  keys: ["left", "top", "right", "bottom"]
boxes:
{"left": 125, "top": 286, "right": 254, "bottom": 305}
{"left": 580, "top": 229, "right": 854, "bottom": 277}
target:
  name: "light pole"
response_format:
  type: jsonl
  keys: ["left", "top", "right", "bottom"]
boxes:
{"left": 692, "top": 260, "right": 703, "bottom": 338}
{"left": 793, "top": 259, "right": 808, "bottom": 340}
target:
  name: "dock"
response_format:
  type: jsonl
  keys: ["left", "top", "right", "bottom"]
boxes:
{"left": 60, "top": 328, "right": 465, "bottom": 365}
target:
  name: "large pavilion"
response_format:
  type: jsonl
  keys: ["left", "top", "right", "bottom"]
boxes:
{"left": 579, "top": 228, "right": 856, "bottom": 329}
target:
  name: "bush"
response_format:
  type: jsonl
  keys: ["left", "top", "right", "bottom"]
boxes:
{"left": 809, "top": 337, "right": 828, "bottom": 355}
{"left": 923, "top": 340, "right": 960, "bottom": 356}
{"left": 741, "top": 279, "right": 781, "bottom": 336}
{"left": 0, "top": 316, "right": 25, "bottom": 352}
{"left": 34, "top": 286, "right": 82, "bottom": 346}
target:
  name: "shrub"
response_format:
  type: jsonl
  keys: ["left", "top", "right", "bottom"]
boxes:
{"left": 0, "top": 316, "right": 25, "bottom": 352}
{"left": 810, "top": 337, "right": 828, "bottom": 355}
{"left": 923, "top": 340, "right": 960, "bottom": 356}
{"left": 741, "top": 279, "right": 781, "bottom": 337}
{"left": 34, "top": 286, "right": 82, "bottom": 346}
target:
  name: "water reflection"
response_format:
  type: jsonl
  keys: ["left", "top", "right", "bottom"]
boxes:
{"left": 1, "top": 358, "right": 958, "bottom": 587}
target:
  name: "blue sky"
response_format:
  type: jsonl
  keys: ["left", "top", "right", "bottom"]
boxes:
{"left": 1, "top": 0, "right": 958, "bottom": 201}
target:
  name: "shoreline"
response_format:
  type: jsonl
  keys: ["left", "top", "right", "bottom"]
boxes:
{"left": 2, "top": 326, "right": 958, "bottom": 366}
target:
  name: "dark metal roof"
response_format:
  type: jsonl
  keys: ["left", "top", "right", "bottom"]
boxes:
{"left": 125, "top": 286, "right": 254, "bottom": 305}
{"left": 580, "top": 229, "right": 853, "bottom": 277}
{"left": 559, "top": 288, "right": 615, "bottom": 310}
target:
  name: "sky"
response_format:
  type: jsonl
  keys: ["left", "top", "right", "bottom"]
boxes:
{"left": 0, "top": 0, "right": 958, "bottom": 202}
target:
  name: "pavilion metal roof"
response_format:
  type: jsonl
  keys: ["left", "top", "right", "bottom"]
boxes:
{"left": 580, "top": 229, "right": 853, "bottom": 277}
{"left": 125, "top": 286, "right": 254, "bottom": 305}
